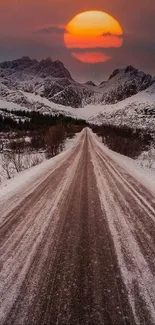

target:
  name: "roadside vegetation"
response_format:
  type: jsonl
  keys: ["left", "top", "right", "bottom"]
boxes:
{"left": 1, "top": 108, "right": 154, "bottom": 182}
{"left": 0, "top": 110, "right": 87, "bottom": 181}
{"left": 0, "top": 109, "right": 87, "bottom": 131}
{"left": 91, "top": 124, "right": 153, "bottom": 159}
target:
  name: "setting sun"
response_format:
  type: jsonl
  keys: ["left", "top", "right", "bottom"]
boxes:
{"left": 64, "top": 11, "right": 123, "bottom": 63}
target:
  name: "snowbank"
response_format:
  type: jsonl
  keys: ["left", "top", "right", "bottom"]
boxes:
{"left": 89, "top": 129, "right": 155, "bottom": 195}
{"left": 0, "top": 132, "right": 81, "bottom": 200}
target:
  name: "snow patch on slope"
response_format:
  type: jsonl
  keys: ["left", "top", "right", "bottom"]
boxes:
{"left": 85, "top": 85, "right": 155, "bottom": 134}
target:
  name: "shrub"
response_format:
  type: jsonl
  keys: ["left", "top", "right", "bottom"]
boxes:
{"left": 91, "top": 124, "right": 152, "bottom": 158}
{"left": 45, "top": 125, "right": 66, "bottom": 158}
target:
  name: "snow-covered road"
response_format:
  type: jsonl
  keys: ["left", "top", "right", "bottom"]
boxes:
{"left": 0, "top": 129, "right": 155, "bottom": 325}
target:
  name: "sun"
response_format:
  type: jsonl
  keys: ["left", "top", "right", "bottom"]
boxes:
{"left": 64, "top": 11, "right": 123, "bottom": 63}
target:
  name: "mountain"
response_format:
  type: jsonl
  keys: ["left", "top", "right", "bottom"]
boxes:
{"left": 0, "top": 56, "right": 72, "bottom": 79}
{"left": 0, "top": 57, "right": 155, "bottom": 136}
{"left": 0, "top": 57, "right": 96, "bottom": 109}
{"left": 85, "top": 81, "right": 97, "bottom": 87}
{"left": 99, "top": 65, "right": 154, "bottom": 104}
{"left": 85, "top": 82, "right": 155, "bottom": 138}
{"left": 0, "top": 57, "right": 154, "bottom": 111}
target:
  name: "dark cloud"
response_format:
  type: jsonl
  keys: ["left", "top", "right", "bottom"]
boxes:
{"left": 34, "top": 26, "right": 65, "bottom": 35}
{"left": 102, "top": 33, "right": 123, "bottom": 37}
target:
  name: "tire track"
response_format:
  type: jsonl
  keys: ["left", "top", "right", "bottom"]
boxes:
{"left": 0, "top": 130, "right": 135, "bottom": 325}
{"left": 89, "top": 133, "right": 155, "bottom": 324}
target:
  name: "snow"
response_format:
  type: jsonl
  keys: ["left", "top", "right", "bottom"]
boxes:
{"left": 0, "top": 57, "right": 155, "bottom": 134}
{"left": 1, "top": 126, "right": 154, "bottom": 208}
{"left": 0, "top": 128, "right": 155, "bottom": 323}
{"left": 0, "top": 99, "right": 26, "bottom": 111}
{"left": 0, "top": 91, "right": 85, "bottom": 119}
{"left": 89, "top": 129, "right": 155, "bottom": 195}
{"left": 0, "top": 133, "right": 85, "bottom": 322}
{"left": 89, "top": 129, "right": 155, "bottom": 324}
{"left": 0, "top": 74, "right": 155, "bottom": 135}
{"left": 0, "top": 132, "right": 81, "bottom": 201}
{"left": 1, "top": 129, "right": 155, "bottom": 204}
{"left": 21, "top": 91, "right": 84, "bottom": 118}
{"left": 137, "top": 148, "right": 155, "bottom": 170}
{"left": 0, "top": 152, "right": 45, "bottom": 183}
{"left": 81, "top": 86, "right": 155, "bottom": 133}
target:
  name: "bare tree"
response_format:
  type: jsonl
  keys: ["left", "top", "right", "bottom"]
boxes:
{"left": 45, "top": 125, "right": 66, "bottom": 158}
{"left": 1, "top": 153, "right": 12, "bottom": 179}
{"left": 7, "top": 139, "right": 29, "bottom": 173}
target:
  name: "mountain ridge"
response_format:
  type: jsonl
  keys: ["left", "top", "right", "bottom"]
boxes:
{"left": 0, "top": 57, "right": 154, "bottom": 109}
{"left": 0, "top": 57, "right": 155, "bottom": 136}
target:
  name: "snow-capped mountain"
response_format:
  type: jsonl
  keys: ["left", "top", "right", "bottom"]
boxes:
{"left": 0, "top": 56, "right": 72, "bottom": 79}
{"left": 0, "top": 56, "right": 155, "bottom": 135}
{"left": 0, "top": 57, "right": 96, "bottom": 109}
{"left": 99, "top": 65, "right": 154, "bottom": 104}
{"left": 0, "top": 57, "right": 154, "bottom": 112}
{"left": 85, "top": 83, "right": 155, "bottom": 137}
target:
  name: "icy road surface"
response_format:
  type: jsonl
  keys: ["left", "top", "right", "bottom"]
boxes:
{"left": 0, "top": 129, "right": 155, "bottom": 325}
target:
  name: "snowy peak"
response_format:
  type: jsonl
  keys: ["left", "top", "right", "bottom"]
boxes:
{"left": 0, "top": 57, "right": 72, "bottom": 79}
{"left": 85, "top": 81, "right": 97, "bottom": 87}
{"left": 100, "top": 66, "right": 154, "bottom": 104}
{"left": 32, "top": 59, "right": 72, "bottom": 79}
{"left": 108, "top": 66, "right": 137, "bottom": 80}
{"left": 0, "top": 56, "right": 155, "bottom": 114}
{"left": 0, "top": 57, "right": 96, "bottom": 108}
{"left": 108, "top": 68, "right": 122, "bottom": 80}
{"left": 0, "top": 57, "right": 37, "bottom": 71}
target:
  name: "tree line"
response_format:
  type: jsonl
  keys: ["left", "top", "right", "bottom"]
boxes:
{"left": 0, "top": 109, "right": 87, "bottom": 132}
{"left": 91, "top": 124, "right": 153, "bottom": 159}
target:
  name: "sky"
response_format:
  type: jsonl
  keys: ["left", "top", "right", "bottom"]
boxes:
{"left": 0, "top": 0, "right": 154, "bottom": 83}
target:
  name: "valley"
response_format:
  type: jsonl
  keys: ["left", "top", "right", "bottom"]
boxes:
{"left": 0, "top": 57, "right": 155, "bottom": 325}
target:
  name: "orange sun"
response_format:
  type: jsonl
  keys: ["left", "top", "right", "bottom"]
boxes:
{"left": 64, "top": 11, "right": 123, "bottom": 63}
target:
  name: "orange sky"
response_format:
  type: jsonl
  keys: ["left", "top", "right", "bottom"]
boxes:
{"left": 0, "top": 0, "right": 154, "bottom": 82}
{"left": 64, "top": 11, "right": 123, "bottom": 63}
{"left": 64, "top": 33, "right": 123, "bottom": 49}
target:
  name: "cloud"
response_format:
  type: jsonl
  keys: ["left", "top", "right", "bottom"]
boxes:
{"left": 102, "top": 33, "right": 123, "bottom": 37}
{"left": 34, "top": 25, "right": 65, "bottom": 35}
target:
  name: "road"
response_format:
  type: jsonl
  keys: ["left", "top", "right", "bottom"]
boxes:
{"left": 0, "top": 129, "right": 155, "bottom": 325}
